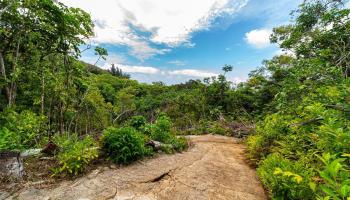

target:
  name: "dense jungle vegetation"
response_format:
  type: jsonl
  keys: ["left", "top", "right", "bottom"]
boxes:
{"left": 0, "top": 0, "right": 349, "bottom": 199}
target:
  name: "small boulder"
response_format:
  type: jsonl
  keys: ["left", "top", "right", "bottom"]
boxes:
{"left": 41, "top": 141, "right": 59, "bottom": 156}
{"left": 146, "top": 140, "right": 163, "bottom": 150}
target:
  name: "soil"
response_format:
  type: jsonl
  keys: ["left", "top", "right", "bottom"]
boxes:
{"left": 2, "top": 135, "right": 267, "bottom": 200}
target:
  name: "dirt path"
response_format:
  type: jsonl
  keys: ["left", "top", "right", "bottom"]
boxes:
{"left": 7, "top": 135, "right": 267, "bottom": 200}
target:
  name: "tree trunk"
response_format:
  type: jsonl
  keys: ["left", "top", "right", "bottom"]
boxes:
{"left": 59, "top": 102, "right": 64, "bottom": 134}
{"left": 9, "top": 41, "right": 20, "bottom": 106}
{"left": 40, "top": 65, "right": 45, "bottom": 115}
{"left": 0, "top": 52, "right": 14, "bottom": 106}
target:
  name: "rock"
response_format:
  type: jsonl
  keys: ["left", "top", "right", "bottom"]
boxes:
{"left": 146, "top": 140, "right": 163, "bottom": 150}
{"left": 88, "top": 169, "right": 101, "bottom": 179}
{"left": 103, "top": 166, "right": 109, "bottom": 171}
{"left": 41, "top": 141, "right": 59, "bottom": 155}
{"left": 17, "top": 188, "right": 46, "bottom": 200}
{"left": 0, "top": 151, "right": 25, "bottom": 179}
{"left": 110, "top": 165, "right": 116, "bottom": 169}
{"left": 0, "top": 191, "right": 10, "bottom": 199}
{"left": 20, "top": 148, "right": 42, "bottom": 157}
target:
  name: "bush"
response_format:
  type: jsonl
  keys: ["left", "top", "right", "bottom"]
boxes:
{"left": 0, "top": 109, "right": 46, "bottom": 149}
{"left": 53, "top": 134, "right": 98, "bottom": 176}
{"left": 149, "top": 115, "right": 173, "bottom": 143}
{"left": 170, "top": 136, "right": 188, "bottom": 152}
{"left": 246, "top": 134, "right": 267, "bottom": 163}
{"left": 0, "top": 127, "right": 22, "bottom": 151}
{"left": 208, "top": 121, "right": 229, "bottom": 135}
{"left": 141, "top": 115, "right": 188, "bottom": 153}
{"left": 246, "top": 113, "right": 293, "bottom": 162}
{"left": 101, "top": 127, "right": 150, "bottom": 164}
{"left": 314, "top": 153, "right": 350, "bottom": 199}
{"left": 257, "top": 153, "right": 315, "bottom": 200}
{"left": 129, "top": 115, "right": 146, "bottom": 130}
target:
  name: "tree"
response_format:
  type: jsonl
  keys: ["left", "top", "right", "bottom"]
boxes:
{"left": 111, "top": 64, "right": 117, "bottom": 76}
{"left": 94, "top": 46, "right": 108, "bottom": 66}
{"left": 0, "top": 0, "right": 93, "bottom": 108}
{"left": 222, "top": 64, "right": 233, "bottom": 75}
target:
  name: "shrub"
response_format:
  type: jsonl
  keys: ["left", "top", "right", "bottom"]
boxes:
{"left": 141, "top": 115, "right": 188, "bottom": 154}
{"left": 170, "top": 136, "right": 188, "bottom": 152}
{"left": 155, "top": 115, "right": 171, "bottom": 133}
{"left": 0, "top": 127, "right": 22, "bottom": 151}
{"left": 314, "top": 153, "right": 350, "bottom": 199}
{"left": 246, "top": 113, "right": 293, "bottom": 162}
{"left": 208, "top": 121, "right": 229, "bottom": 135}
{"left": 101, "top": 127, "right": 150, "bottom": 164}
{"left": 129, "top": 115, "right": 146, "bottom": 130}
{"left": 257, "top": 153, "right": 315, "bottom": 200}
{"left": 246, "top": 134, "right": 267, "bottom": 162}
{"left": 149, "top": 126, "right": 173, "bottom": 144}
{"left": 0, "top": 109, "right": 46, "bottom": 148}
{"left": 149, "top": 115, "right": 173, "bottom": 143}
{"left": 160, "top": 144, "right": 174, "bottom": 154}
{"left": 53, "top": 134, "right": 98, "bottom": 176}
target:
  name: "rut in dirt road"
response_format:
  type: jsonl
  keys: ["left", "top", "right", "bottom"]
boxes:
{"left": 8, "top": 135, "right": 267, "bottom": 200}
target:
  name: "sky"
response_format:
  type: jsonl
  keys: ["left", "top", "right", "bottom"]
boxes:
{"left": 59, "top": 0, "right": 305, "bottom": 85}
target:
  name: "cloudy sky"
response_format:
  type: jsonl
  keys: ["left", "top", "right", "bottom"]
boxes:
{"left": 59, "top": 0, "right": 305, "bottom": 84}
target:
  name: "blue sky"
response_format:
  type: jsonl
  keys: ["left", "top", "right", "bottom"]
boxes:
{"left": 61, "top": 0, "right": 304, "bottom": 84}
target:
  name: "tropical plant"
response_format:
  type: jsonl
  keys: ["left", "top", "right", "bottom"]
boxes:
{"left": 101, "top": 127, "right": 150, "bottom": 164}
{"left": 53, "top": 134, "right": 98, "bottom": 176}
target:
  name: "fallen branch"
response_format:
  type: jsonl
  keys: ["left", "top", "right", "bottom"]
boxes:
{"left": 325, "top": 104, "right": 350, "bottom": 113}
{"left": 290, "top": 117, "right": 323, "bottom": 127}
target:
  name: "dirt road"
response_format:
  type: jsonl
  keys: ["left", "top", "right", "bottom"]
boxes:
{"left": 7, "top": 135, "right": 267, "bottom": 200}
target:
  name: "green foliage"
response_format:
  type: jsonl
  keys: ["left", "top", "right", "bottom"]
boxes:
{"left": 246, "top": 134, "right": 267, "bottom": 162}
{"left": 140, "top": 114, "right": 188, "bottom": 153}
{"left": 53, "top": 134, "right": 98, "bottom": 176}
{"left": 94, "top": 46, "right": 108, "bottom": 65}
{"left": 0, "top": 109, "right": 46, "bottom": 149}
{"left": 245, "top": 1, "right": 350, "bottom": 199}
{"left": 101, "top": 127, "right": 150, "bottom": 164}
{"left": 314, "top": 153, "right": 350, "bottom": 200}
{"left": 207, "top": 121, "right": 230, "bottom": 136}
{"left": 258, "top": 153, "right": 315, "bottom": 199}
{"left": 0, "top": 0, "right": 349, "bottom": 198}
{"left": 160, "top": 144, "right": 174, "bottom": 154}
{"left": 129, "top": 115, "right": 146, "bottom": 130}
{"left": 149, "top": 115, "right": 173, "bottom": 143}
{"left": 170, "top": 136, "right": 188, "bottom": 152}
{"left": 0, "top": 128, "right": 21, "bottom": 151}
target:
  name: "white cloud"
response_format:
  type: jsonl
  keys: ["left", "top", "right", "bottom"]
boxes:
{"left": 168, "top": 60, "right": 186, "bottom": 66}
{"left": 346, "top": 2, "right": 350, "bottom": 8}
{"left": 126, "top": 40, "right": 171, "bottom": 61}
{"left": 169, "top": 69, "right": 218, "bottom": 78}
{"left": 103, "top": 63, "right": 160, "bottom": 74}
{"left": 106, "top": 54, "right": 127, "bottom": 64}
{"left": 228, "top": 77, "right": 246, "bottom": 84}
{"left": 245, "top": 29, "right": 272, "bottom": 48}
{"left": 119, "top": 65, "right": 160, "bottom": 74}
{"left": 59, "top": 0, "right": 248, "bottom": 60}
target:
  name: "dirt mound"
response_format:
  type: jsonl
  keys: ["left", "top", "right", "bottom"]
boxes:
{"left": 5, "top": 135, "right": 267, "bottom": 200}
